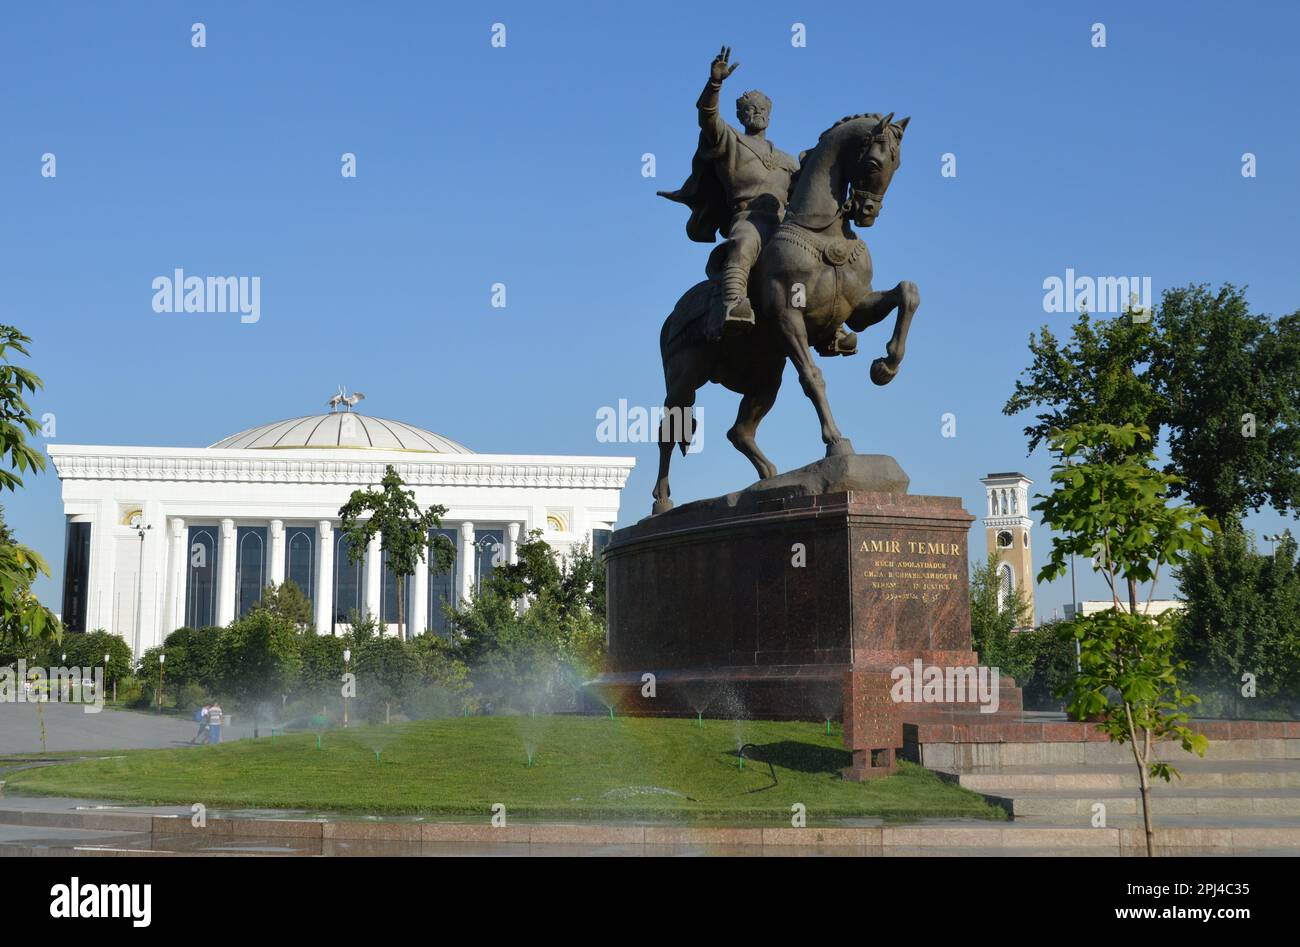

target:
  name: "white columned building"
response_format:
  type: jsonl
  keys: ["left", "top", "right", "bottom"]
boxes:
{"left": 49, "top": 408, "right": 634, "bottom": 657}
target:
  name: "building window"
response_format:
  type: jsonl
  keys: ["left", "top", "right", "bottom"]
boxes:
{"left": 285, "top": 527, "right": 315, "bottom": 608}
{"left": 473, "top": 528, "right": 505, "bottom": 597}
{"left": 427, "top": 528, "right": 457, "bottom": 636}
{"left": 381, "top": 547, "right": 408, "bottom": 627}
{"left": 61, "top": 521, "right": 92, "bottom": 633}
{"left": 334, "top": 533, "right": 364, "bottom": 628}
{"left": 236, "top": 526, "right": 267, "bottom": 618}
{"left": 185, "top": 526, "right": 220, "bottom": 629}
{"left": 996, "top": 562, "right": 1014, "bottom": 611}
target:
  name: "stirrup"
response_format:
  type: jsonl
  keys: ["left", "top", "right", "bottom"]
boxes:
{"left": 816, "top": 329, "right": 858, "bottom": 357}
{"left": 722, "top": 297, "right": 755, "bottom": 335}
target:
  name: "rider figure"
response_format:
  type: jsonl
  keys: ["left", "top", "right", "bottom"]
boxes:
{"left": 658, "top": 47, "right": 799, "bottom": 340}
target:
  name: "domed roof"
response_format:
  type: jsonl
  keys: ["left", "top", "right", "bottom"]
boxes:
{"left": 209, "top": 414, "right": 473, "bottom": 453}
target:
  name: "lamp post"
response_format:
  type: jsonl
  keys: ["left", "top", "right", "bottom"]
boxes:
{"left": 1263, "top": 531, "right": 1291, "bottom": 559}
{"left": 132, "top": 521, "right": 153, "bottom": 657}
{"left": 473, "top": 535, "right": 502, "bottom": 597}
{"left": 342, "top": 647, "right": 351, "bottom": 728}
{"left": 104, "top": 652, "right": 113, "bottom": 703}
{"left": 158, "top": 652, "right": 165, "bottom": 712}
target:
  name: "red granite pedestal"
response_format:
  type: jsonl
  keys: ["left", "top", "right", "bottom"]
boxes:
{"left": 588, "top": 468, "right": 1023, "bottom": 733}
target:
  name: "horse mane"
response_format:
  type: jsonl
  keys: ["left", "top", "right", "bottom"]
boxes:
{"left": 816, "top": 113, "right": 901, "bottom": 160}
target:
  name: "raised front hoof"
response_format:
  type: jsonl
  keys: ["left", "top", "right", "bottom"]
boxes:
{"left": 826, "top": 439, "right": 856, "bottom": 458}
{"left": 651, "top": 498, "right": 675, "bottom": 515}
{"left": 870, "top": 357, "right": 898, "bottom": 386}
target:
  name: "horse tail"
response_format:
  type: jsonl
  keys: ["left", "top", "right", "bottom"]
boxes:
{"left": 659, "top": 280, "right": 714, "bottom": 456}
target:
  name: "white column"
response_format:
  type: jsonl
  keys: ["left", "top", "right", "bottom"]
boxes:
{"left": 506, "top": 521, "right": 521, "bottom": 565}
{"left": 365, "top": 533, "right": 382, "bottom": 624}
{"left": 458, "top": 521, "right": 475, "bottom": 604}
{"left": 269, "top": 519, "right": 286, "bottom": 586}
{"left": 163, "top": 517, "right": 186, "bottom": 632}
{"left": 411, "top": 541, "right": 429, "bottom": 637}
{"left": 216, "top": 519, "right": 237, "bottom": 626}
{"left": 315, "top": 521, "right": 334, "bottom": 635}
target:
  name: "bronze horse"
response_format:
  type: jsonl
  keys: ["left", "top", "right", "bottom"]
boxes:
{"left": 652, "top": 112, "right": 917, "bottom": 514}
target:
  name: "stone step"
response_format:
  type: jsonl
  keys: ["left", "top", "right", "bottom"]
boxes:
{"left": 1005, "top": 788, "right": 1300, "bottom": 820}
{"left": 923, "top": 737, "right": 1300, "bottom": 771}
{"left": 957, "top": 760, "right": 1300, "bottom": 793}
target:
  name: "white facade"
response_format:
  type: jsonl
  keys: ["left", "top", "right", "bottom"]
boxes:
{"left": 48, "top": 412, "right": 635, "bottom": 657}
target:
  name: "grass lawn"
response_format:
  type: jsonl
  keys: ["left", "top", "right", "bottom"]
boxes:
{"left": 2, "top": 716, "right": 1005, "bottom": 824}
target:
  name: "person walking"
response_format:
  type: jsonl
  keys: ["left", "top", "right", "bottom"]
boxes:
{"left": 190, "top": 703, "right": 211, "bottom": 745}
{"left": 206, "top": 700, "right": 224, "bottom": 744}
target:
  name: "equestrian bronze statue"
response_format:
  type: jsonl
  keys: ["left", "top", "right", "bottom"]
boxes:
{"left": 652, "top": 46, "right": 918, "bottom": 514}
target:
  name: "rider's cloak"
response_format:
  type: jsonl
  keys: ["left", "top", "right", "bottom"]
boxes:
{"left": 656, "top": 131, "right": 730, "bottom": 244}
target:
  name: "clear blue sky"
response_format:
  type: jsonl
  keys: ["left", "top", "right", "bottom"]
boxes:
{"left": 3, "top": 1, "right": 1297, "bottom": 618}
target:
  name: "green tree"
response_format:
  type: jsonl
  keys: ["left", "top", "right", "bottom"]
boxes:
{"left": 338, "top": 465, "right": 455, "bottom": 640}
{"left": 1036, "top": 422, "right": 1217, "bottom": 856}
{"left": 1174, "top": 527, "right": 1300, "bottom": 714}
{"left": 1007, "top": 619, "right": 1080, "bottom": 712}
{"left": 489, "top": 530, "right": 606, "bottom": 621}
{"left": 1006, "top": 284, "right": 1300, "bottom": 525}
{"left": 347, "top": 620, "right": 419, "bottom": 723}
{"left": 1153, "top": 284, "right": 1300, "bottom": 523}
{"left": 969, "top": 552, "right": 1030, "bottom": 678}
{"left": 0, "top": 326, "right": 60, "bottom": 654}
{"left": 215, "top": 609, "right": 303, "bottom": 727}
{"left": 1004, "top": 308, "right": 1159, "bottom": 458}
{"left": 253, "top": 580, "right": 314, "bottom": 632}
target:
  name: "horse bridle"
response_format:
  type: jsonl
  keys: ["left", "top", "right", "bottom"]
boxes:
{"left": 844, "top": 129, "right": 894, "bottom": 216}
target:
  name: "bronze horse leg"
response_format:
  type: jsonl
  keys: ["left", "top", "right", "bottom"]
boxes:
{"left": 652, "top": 336, "right": 711, "bottom": 515}
{"left": 773, "top": 303, "right": 855, "bottom": 457}
{"left": 846, "top": 280, "right": 920, "bottom": 386}
{"left": 725, "top": 359, "right": 783, "bottom": 481}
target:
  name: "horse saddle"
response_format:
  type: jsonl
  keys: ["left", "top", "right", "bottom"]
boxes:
{"left": 772, "top": 223, "right": 866, "bottom": 268}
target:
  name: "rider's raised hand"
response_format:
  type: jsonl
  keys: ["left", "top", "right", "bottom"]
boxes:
{"left": 710, "top": 45, "right": 740, "bottom": 83}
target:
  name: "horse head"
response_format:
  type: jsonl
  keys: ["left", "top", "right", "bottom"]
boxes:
{"left": 842, "top": 112, "right": 908, "bottom": 227}
{"left": 788, "top": 113, "right": 909, "bottom": 231}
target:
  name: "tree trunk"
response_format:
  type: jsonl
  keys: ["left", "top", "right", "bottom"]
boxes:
{"left": 397, "top": 575, "right": 406, "bottom": 642}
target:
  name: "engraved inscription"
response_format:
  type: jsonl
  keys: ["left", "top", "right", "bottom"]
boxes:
{"left": 859, "top": 536, "right": 962, "bottom": 603}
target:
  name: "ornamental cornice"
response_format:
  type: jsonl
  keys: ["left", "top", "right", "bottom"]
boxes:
{"left": 47, "top": 447, "right": 635, "bottom": 490}
{"left": 983, "top": 515, "right": 1034, "bottom": 530}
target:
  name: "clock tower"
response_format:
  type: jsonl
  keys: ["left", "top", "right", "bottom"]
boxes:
{"left": 980, "top": 471, "right": 1034, "bottom": 627}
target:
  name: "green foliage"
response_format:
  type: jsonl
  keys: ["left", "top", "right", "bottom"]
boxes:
{"left": 157, "top": 627, "right": 221, "bottom": 692}
{"left": 0, "top": 327, "right": 46, "bottom": 493}
{"left": 1069, "top": 609, "right": 1206, "bottom": 779}
{"left": 1153, "top": 284, "right": 1300, "bottom": 522}
{"left": 253, "top": 580, "right": 314, "bottom": 631}
{"left": 298, "top": 629, "right": 347, "bottom": 698}
{"left": 214, "top": 609, "right": 302, "bottom": 717}
{"left": 71, "top": 630, "right": 134, "bottom": 683}
{"left": 1174, "top": 527, "right": 1300, "bottom": 713}
{"left": 1035, "top": 423, "right": 1218, "bottom": 599}
{"left": 969, "top": 552, "right": 1029, "bottom": 673}
{"left": 489, "top": 530, "right": 607, "bottom": 621}
{"left": 338, "top": 465, "right": 454, "bottom": 640}
{"left": 1007, "top": 620, "right": 1080, "bottom": 712}
{"left": 1005, "top": 308, "right": 1160, "bottom": 458}
{"left": 0, "top": 325, "right": 60, "bottom": 653}
{"left": 1006, "top": 284, "right": 1300, "bottom": 525}
{"left": 347, "top": 619, "right": 420, "bottom": 723}
{"left": 1036, "top": 422, "right": 1215, "bottom": 854}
